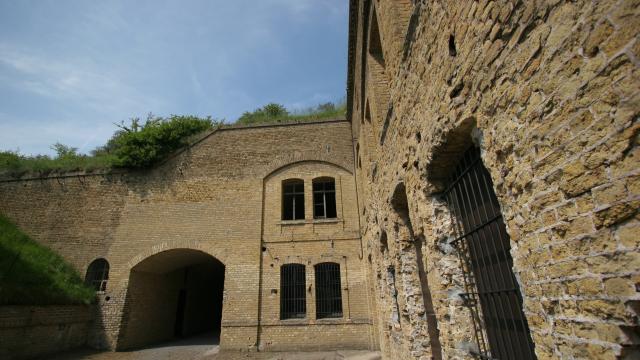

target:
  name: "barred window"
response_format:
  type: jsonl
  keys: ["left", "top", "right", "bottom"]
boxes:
{"left": 315, "top": 262, "right": 343, "bottom": 319}
{"left": 282, "top": 179, "right": 305, "bottom": 220}
{"left": 85, "top": 258, "right": 109, "bottom": 292}
{"left": 313, "top": 177, "right": 337, "bottom": 219}
{"left": 280, "top": 264, "right": 306, "bottom": 319}
{"left": 444, "top": 146, "right": 536, "bottom": 359}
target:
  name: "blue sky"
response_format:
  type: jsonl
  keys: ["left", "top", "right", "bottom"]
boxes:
{"left": 0, "top": 0, "right": 348, "bottom": 155}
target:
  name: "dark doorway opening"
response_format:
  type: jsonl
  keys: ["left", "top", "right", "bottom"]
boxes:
{"left": 174, "top": 289, "right": 187, "bottom": 337}
{"left": 117, "top": 249, "right": 225, "bottom": 350}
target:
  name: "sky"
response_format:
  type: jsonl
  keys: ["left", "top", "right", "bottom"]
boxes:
{"left": 0, "top": 0, "right": 348, "bottom": 156}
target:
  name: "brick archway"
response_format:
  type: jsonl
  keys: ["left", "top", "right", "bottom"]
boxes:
{"left": 123, "top": 241, "right": 228, "bottom": 276}
{"left": 116, "top": 248, "right": 226, "bottom": 350}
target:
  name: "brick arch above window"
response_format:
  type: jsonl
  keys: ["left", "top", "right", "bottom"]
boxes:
{"left": 262, "top": 154, "right": 353, "bottom": 180}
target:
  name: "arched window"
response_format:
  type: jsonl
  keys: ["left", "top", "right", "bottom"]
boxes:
{"left": 280, "top": 264, "right": 306, "bottom": 319}
{"left": 444, "top": 146, "right": 536, "bottom": 359}
{"left": 85, "top": 258, "right": 109, "bottom": 292}
{"left": 312, "top": 177, "right": 337, "bottom": 219}
{"left": 314, "top": 262, "right": 342, "bottom": 319}
{"left": 282, "top": 179, "right": 305, "bottom": 220}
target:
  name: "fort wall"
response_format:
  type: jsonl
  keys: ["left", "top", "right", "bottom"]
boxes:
{"left": 0, "top": 120, "right": 374, "bottom": 353}
{"left": 0, "top": 305, "right": 93, "bottom": 360}
{"left": 348, "top": 0, "right": 639, "bottom": 359}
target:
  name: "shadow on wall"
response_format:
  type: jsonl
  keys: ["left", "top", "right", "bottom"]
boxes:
{"left": 390, "top": 182, "right": 443, "bottom": 360}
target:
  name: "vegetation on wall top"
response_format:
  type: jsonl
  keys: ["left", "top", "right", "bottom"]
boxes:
{"left": 0, "top": 214, "right": 95, "bottom": 305}
{"left": 100, "top": 114, "right": 217, "bottom": 168}
{"left": 236, "top": 99, "right": 346, "bottom": 125}
{"left": 0, "top": 114, "right": 218, "bottom": 178}
{"left": 0, "top": 98, "right": 345, "bottom": 178}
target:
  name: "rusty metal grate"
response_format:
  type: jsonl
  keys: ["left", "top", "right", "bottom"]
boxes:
{"left": 315, "top": 262, "right": 343, "bottom": 319}
{"left": 280, "top": 264, "right": 306, "bottom": 319}
{"left": 443, "top": 146, "right": 536, "bottom": 359}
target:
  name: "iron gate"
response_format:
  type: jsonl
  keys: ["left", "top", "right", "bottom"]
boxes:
{"left": 443, "top": 146, "right": 536, "bottom": 359}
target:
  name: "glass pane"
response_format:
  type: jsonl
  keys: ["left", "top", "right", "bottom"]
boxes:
{"left": 294, "top": 194, "right": 305, "bottom": 219}
{"left": 283, "top": 194, "right": 294, "bottom": 220}
{"left": 326, "top": 192, "right": 337, "bottom": 218}
{"left": 325, "top": 181, "right": 335, "bottom": 191}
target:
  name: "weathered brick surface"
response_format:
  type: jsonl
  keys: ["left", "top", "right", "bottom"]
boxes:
{"left": 347, "top": 0, "right": 639, "bottom": 359}
{"left": 1, "top": 1, "right": 638, "bottom": 358}
{"left": 0, "top": 305, "right": 93, "bottom": 360}
{"left": 0, "top": 120, "right": 374, "bottom": 353}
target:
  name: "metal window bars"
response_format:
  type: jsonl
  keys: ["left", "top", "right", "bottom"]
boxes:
{"left": 315, "top": 262, "right": 343, "bottom": 319}
{"left": 280, "top": 264, "right": 306, "bottom": 319}
{"left": 443, "top": 146, "right": 536, "bottom": 360}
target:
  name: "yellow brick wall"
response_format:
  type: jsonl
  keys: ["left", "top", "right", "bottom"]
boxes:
{"left": 0, "top": 305, "right": 93, "bottom": 360}
{"left": 0, "top": 120, "right": 374, "bottom": 352}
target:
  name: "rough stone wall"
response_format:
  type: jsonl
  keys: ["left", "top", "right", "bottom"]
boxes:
{"left": 0, "top": 120, "right": 374, "bottom": 353}
{"left": 0, "top": 305, "right": 93, "bottom": 360}
{"left": 348, "top": 0, "right": 639, "bottom": 359}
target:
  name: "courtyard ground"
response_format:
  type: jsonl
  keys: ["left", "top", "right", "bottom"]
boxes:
{"left": 47, "top": 333, "right": 381, "bottom": 360}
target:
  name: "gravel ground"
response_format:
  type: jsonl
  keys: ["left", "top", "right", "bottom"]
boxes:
{"left": 47, "top": 334, "right": 380, "bottom": 360}
{"left": 48, "top": 333, "right": 220, "bottom": 360}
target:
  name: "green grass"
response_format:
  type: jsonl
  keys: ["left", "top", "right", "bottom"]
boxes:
{"left": 0, "top": 150, "right": 116, "bottom": 178}
{"left": 235, "top": 99, "right": 346, "bottom": 126}
{"left": 0, "top": 214, "right": 95, "bottom": 305}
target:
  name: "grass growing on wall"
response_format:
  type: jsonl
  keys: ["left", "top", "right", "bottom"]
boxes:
{"left": 0, "top": 114, "right": 217, "bottom": 178}
{"left": 235, "top": 99, "right": 346, "bottom": 125}
{"left": 0, "top": 99, "right": 345, "bottom": 177}
{"left": 0, "top": 214, "right": 95, "bottom": 305}
{"left": 0, "top": 148, "right": 116, "bottom": 177}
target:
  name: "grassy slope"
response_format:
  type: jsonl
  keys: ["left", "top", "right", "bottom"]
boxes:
{"left": 0, "top": 214, "right": 95, "bottom": 305}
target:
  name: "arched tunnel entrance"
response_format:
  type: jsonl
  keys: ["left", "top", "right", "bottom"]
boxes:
{"left": 117, "top": 249, "right": 225, "bottom": 350}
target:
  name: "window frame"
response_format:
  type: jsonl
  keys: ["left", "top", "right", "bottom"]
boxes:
{"left": 85, "top": 258, "right": 109, "bottom": 292}
{"left": 280, "top": 263, "right": 307, "bottom": 319}
{"left": 312, "top": 177, "right": 337, "bottom": 220}
{"left": 314, "top": 262, "right": 343, "bottom": 319}
{"left": 282, "top": 179, "right": 305, "bottom": 221}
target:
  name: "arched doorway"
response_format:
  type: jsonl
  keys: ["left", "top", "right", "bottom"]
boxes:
{"left": 117, "top": 249, "right": 225, "bottom": 350}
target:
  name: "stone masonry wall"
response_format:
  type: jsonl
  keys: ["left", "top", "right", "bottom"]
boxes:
{"left": 0, "top": 120, "right": 374, "bottom": 353}
{"left": 349, "top": 0, "right": 639, "bottom": 359}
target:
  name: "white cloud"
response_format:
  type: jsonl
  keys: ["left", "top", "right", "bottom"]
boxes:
{"left": 0, "top": 43, "right": 161, "bottom": 114}
{"left": 0, "top": 113, "right": 116, "bottom": 156}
